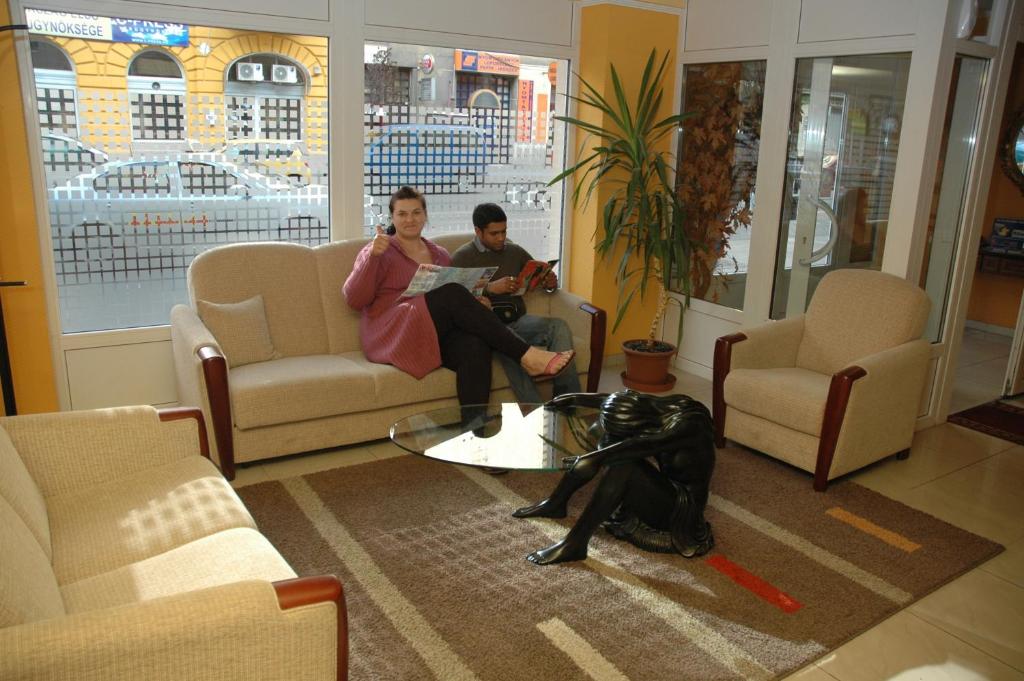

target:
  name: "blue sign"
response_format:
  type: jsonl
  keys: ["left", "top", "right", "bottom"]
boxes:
{"left": 111, "top": 19, "right": 188, "bottom": 46}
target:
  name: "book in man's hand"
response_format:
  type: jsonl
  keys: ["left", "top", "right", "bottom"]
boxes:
{"left": 401, "top": 264, "right": 499, "bottom": 297}
{"left": 514, "top": 259, "right": 558, "bottom": 295}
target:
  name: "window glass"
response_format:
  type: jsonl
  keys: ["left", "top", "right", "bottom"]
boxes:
{"left": 28, "top": 10, "right": 329, "bottom": 332}
{"left": 676, "top": 60, "right": 766, "bottom": 311}
{"left": 770, "top": 53, "right": 912, "bottom": 319}
{"left": 363, "top": 42, "right": 568, "bottom": 263}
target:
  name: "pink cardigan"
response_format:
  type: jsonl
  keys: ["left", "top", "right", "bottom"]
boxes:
{"left": 342, "top": 237, "right": 452, "bottom": 379}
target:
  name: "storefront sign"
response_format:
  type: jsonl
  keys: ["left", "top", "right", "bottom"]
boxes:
{"left": 454, "top": 49, "right": 520, "bottom": 76}
{"left": 419, "top": 54, "right": 435, "bottom": 74}
{"left": 26, "top": 9, "right": 188, "bottom": 46}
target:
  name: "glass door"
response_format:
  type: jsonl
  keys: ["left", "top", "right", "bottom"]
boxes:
{"left": 771, "top": 53, "right": 912, "bottom": 319}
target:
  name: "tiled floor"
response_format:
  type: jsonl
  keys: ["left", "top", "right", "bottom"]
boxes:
{"left": 233, "top": 363, "right": 1024, "bottom": 681}
{"left": 951, "top": 327, "right": 1013, "bottom": 414}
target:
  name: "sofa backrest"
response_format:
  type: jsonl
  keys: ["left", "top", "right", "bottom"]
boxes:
{"left": 189, "top": 242, "right": 329, "bottom": 358}
{"left": 314, "top": 232, "right": 476, "bottom": 354}
{"left": 796, "top": 268, "right": 930, "bottom": 375}
{"left": 0, "top": 426, "right": 65, "bottom": 627}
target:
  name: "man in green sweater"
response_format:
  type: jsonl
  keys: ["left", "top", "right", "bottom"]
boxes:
{"left": 451, "top": 203, "right": 581, "bottom": 402}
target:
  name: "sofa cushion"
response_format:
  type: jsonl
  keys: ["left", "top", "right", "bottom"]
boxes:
{"left": 47, "top": 457, "right": 256, "bottom": 584}
{"left": 60, "top": 528, "right": 296, "bottom": 614}
{"left": 0, "top": 426, "right": 51, "bottom": 559}
{"left": 230, "top": 353, "right": 380, "bottom": 430}
{"left": 0, "top": 495, "right": 64, "bottom": 626}
{"left": 724, "top": 367, "right": 830, "bottom": 437}
{"left": 198, "top": 294, "right": 280, "bottom": 368}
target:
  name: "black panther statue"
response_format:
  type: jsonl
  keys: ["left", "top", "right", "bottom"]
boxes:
{"left": 514, "top": 390, "right": 715, "bottom": 565}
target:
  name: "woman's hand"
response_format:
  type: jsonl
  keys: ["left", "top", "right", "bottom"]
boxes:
{"left": 370, "top": 224, "right": 390, "bottom": 257}
{"left": 487, "top": 276, "right": 518, "bottom": 295}
{"left": 476, "top": 296, "right": 492, "bottom": 309}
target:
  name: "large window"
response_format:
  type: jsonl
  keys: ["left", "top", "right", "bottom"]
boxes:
{"left": 28, "top": 11, "right": 329, "bottom": 333}
{"left": 363, "top": 42, "right": 567, "bottom": 263}
{"left": 676, "top": 60, "right": 766, "bottom": 311}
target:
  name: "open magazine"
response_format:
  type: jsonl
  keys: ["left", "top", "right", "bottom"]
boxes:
{"left": 514, "top": 259, "right": 559, "bottom": 295}
{"left": 402, "top": 264, "right": 498, "bottom": 297}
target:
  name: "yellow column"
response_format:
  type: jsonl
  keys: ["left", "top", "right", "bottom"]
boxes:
{"left": 568, "top": 3, "right": 679, "bottom": 349}
{"left": 0, "top": 9, "right": 58, "bottom": 413}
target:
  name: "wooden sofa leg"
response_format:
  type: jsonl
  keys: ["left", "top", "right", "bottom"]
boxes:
{"left": 895, "top": 448, "right": 910, "bottom": 460}
{"left": 198, "top": 345, "right": 236, "bottom": 481}
{"left": 274, "top": 576, "right": 348, "bottom": 681}
{"left": 713, "top": 333, "right": 747, "bottom": 449}
{"left": 581, "top": 303, "right": 607, "bottom": 393}
{"left": 813, "top": 366, "right": 867, "bottom": 492}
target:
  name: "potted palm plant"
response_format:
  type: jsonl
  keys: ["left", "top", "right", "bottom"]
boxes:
{"left": 551, "top": 49, "right": 696, "bottom": 391}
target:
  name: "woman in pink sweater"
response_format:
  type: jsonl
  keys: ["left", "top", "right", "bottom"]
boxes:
{"left": 343, "top": 187, "right": 574, "bottom": 417}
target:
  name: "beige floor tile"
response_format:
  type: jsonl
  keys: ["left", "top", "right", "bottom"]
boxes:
{"left": 956, "top": 330, "right": 1012, "bottom": 368}
{"left": 910, "top": 568, "right": 1024, "bottom": 673}
{"left": 260, "top": 445, "right": 381, "bottom": 480}
{"left": 849, "top": 443, "right": 997, "bottom": 497}
{"left": 816, "top": 610, "right": 1024, "bottom": 681}
{"left": 229, "top": 464, "right": 270, "bottom": 489}
{"left": 895, "top": 450, "right": 1024, "bottom": 545}
{"left": 982, "top": 537, "right": 1024, "bottom": 588}
{"left": 956, "top": 356, "right": 1010, "bottom": 392}
{"left": 780, "top": 664, "right": 839, "bottom": 681}
{"left": 912, "top": 422, "right": 1014, "bottom": 459}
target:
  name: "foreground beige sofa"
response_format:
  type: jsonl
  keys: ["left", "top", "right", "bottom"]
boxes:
{"left": 171, "top": 233, "right": 605, "bottom": 479}
{"left": 0, "top": 406, "right": 347, "bottom": 681}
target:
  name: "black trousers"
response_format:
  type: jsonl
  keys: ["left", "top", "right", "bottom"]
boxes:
{"left": 425, "top": 283, "right": 530, "bottom": 408}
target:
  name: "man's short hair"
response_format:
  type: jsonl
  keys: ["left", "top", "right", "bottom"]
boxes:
{"left": 472, "top": 203, "right": 507, "bottom": 229}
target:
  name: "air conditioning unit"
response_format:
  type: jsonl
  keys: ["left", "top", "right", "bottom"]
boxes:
{"left": 236, "top": 62, "right": 264, "bottom": 82}
{"left": 272, "top": 65, "right": 298, "bottom": 84}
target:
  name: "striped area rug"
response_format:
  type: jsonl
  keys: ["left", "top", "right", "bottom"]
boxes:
{"left": 237, "top": 445, "right": 1002, "bottom": 681}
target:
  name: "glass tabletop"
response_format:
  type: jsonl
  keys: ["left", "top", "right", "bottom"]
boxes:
{"left": 389, "top": 403, "right": 602, "bottom": 471}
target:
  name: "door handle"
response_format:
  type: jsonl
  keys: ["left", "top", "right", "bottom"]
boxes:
{"left": 798, "top": 198, "right": 840, "bottom": 266}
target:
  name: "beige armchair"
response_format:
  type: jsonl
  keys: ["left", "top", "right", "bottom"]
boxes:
{"left": 713, "top": 269, "right": 931, "bottom": 491}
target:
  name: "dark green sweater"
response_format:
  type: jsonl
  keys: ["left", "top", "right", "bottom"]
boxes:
{"left": 450, "top": 240, "right": 533, "bottom": 318}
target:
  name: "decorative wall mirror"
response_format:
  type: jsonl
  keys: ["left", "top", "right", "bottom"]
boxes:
{"left": 1000, "top": 108, "right": 1024, "bottom": 194}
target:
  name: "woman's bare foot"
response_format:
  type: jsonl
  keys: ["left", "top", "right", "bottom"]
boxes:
{"left": 521, "top": 347, "right": 574, "bottom": 377}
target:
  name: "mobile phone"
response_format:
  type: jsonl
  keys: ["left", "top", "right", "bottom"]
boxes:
{"left": 385, "top": 224, "right": 396, "bottom": 236}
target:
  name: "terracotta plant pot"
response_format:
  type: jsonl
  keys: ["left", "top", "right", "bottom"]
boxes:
{"left": 621, "top": 340, "right": 677, "bottom": 392}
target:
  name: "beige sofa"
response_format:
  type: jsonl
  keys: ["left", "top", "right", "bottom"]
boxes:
{"left": 0, "top": 405, "right": 346, "bottom": 681}
{"left": 171, "top": 233, "right": 605, "bottom": 479}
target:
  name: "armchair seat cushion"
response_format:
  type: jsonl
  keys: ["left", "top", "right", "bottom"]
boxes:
{"left": 47, "top": 457, "right": 256, "bottom": 584}
{"left": 60, "top": 528, "right": 296, "bottom": 614}
{"left": 724, "top": 367, "right": 830, "bottom": 436}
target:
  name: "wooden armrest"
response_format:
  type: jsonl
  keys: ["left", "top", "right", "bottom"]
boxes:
{"left": 712, "top": 332, "right": 747, "bottom": 447}
{"left": 197, "top": 344, "right": 235, "bottom": 479}
{"left": 157, "top": 407, "right": 210, "bottom": 459}
{"left": 274, "top": 576, "right": 348, "bottom": 681}
{"left": 580, "top": 303, "right": 607, "bottom": 392}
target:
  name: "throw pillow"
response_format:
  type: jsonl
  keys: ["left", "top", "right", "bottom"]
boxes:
{"left": 197, "top": 295, "right": 280, "bottom": 368}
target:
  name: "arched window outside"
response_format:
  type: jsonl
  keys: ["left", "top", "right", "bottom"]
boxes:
{"left": 468, "top": 89, "right": 501, "bottom": 109}
{"left": 225, "top": 53, "right": 306, "bottom": 141}
{"left": 127, "top": 50, "right": 186, "bottom": 141}
{"left": 30, "top": 40, "right": 77, "bottom": 135}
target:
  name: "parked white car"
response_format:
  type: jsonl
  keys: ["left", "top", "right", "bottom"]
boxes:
{"left": 48, "top": 157, "right": 329, "bottom": 286}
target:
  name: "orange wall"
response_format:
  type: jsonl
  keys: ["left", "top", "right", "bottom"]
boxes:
{"left": 0, "top": 10, "right": 58, "bottom": 413}
{"left": 969, "top": 43, "right": 1024, "bottom": 330}
{"left": 571, "top": 4, "right": 679, "bottom": 348}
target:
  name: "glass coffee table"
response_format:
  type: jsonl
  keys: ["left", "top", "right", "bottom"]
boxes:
{"left": 390, "top": 403, "right": 602, "bottom": 470}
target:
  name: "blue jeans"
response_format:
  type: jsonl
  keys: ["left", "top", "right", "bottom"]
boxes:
{"left": 499, "top": 314, "right": 582, "bottom": 403}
